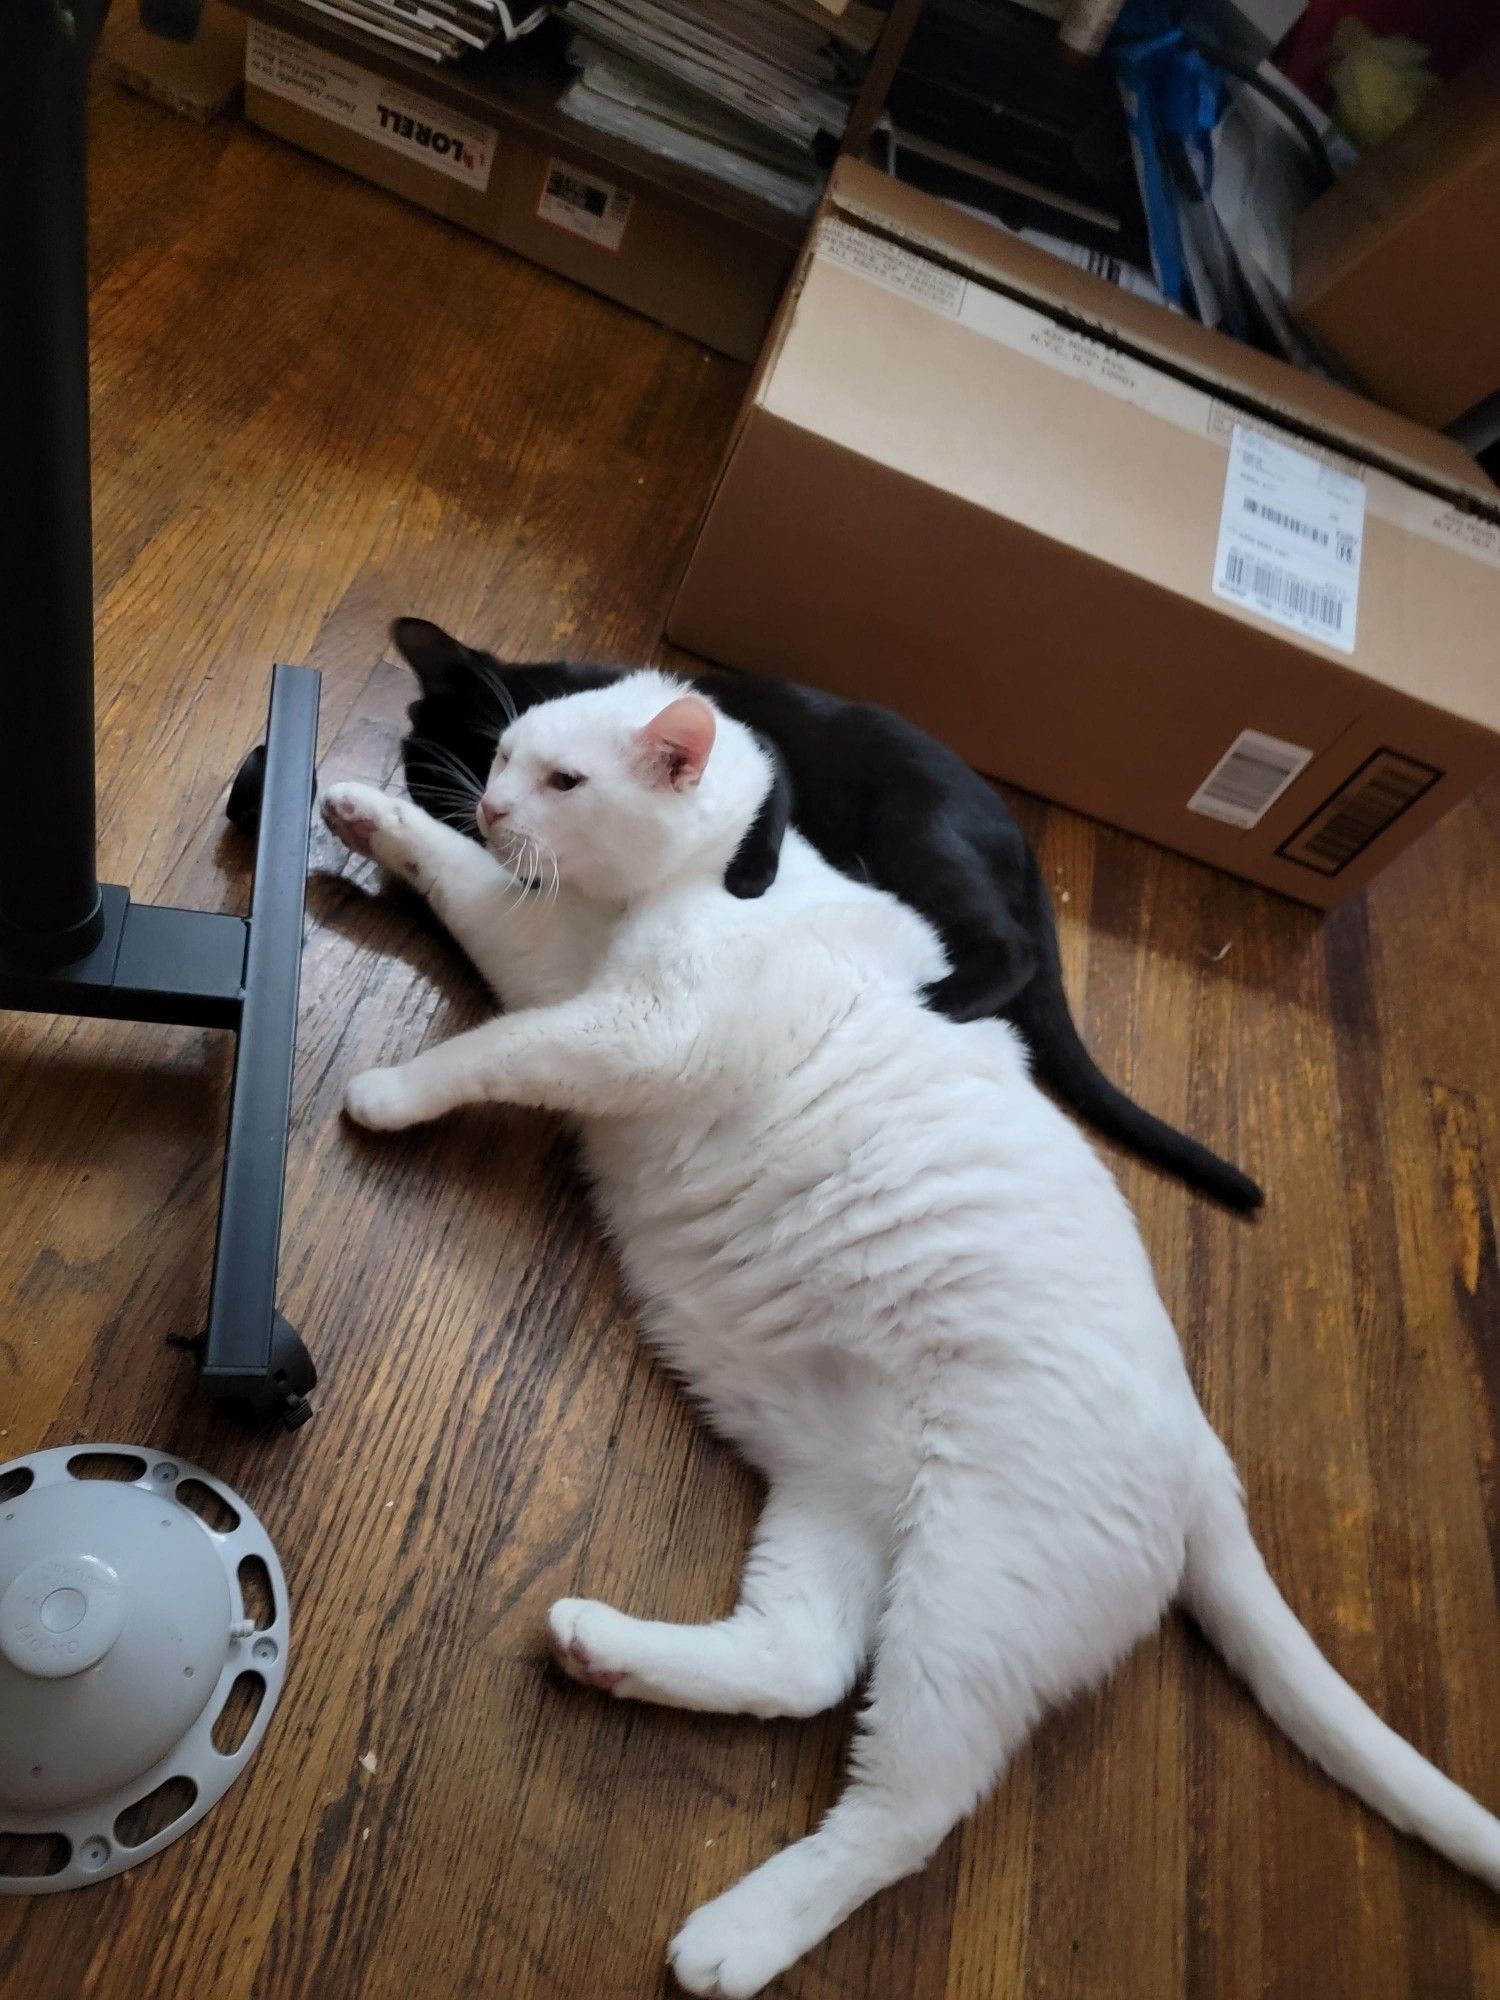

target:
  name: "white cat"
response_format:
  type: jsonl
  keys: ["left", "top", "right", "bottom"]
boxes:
{"left": 321, "top": 672, "right": 1499, "bottom": 1998}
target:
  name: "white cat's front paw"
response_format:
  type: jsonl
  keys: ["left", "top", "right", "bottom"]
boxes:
{"left": 547, "top": 1598, "right": 637, "bottom": 1695}
{"left": 668, "top": 1889, "right": 800, "bottom": 1998}
{"left": 321, "top": 781, "right": 401, "bottom": 860}
{"left": 344, "top": 1066, "right": 424, "bottom": 1131}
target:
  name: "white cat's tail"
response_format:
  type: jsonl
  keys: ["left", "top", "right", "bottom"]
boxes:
{"left": 1182, "top": 1439, "right": 1500, "bottom": 1891}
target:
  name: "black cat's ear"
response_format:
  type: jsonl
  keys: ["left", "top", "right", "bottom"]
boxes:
{"left": 391, "top": 618, "right": 474, "bottom": 695}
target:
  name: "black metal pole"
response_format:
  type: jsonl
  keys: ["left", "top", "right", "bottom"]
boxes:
{"left": 0, "top": 0, "right": 111, "bottom": 966}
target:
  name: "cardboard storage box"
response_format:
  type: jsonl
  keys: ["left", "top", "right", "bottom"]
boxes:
{"left": 669, "top": 160, "right": 1500, "bottom": 909}
{"left": 1293, "top": 45, "right": 1500, "bottom": 430}
{"left": 241, "top": 17, "right": 797, "bottom": 362}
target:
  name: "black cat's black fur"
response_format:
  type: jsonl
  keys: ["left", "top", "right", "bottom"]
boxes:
{"left": 393, "top": 618, "right": 1263, "bottom": 1212}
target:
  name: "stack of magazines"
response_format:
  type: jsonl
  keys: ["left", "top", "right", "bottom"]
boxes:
{"left": 295, "top": 0, "right": 548, "bottom": 62}
{"left": 557, "top": 0, "right": 885, "bottom": 213}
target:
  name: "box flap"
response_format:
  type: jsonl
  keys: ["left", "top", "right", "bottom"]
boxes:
{"left": 823, "top": 158, "right": 1497, "bottom": 511}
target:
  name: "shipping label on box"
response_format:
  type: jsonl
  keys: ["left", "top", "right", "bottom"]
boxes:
{"left": 1212, "top": 426, "right": 1365, "bottom": 655}
{"left": 245, "top": 19, "right": 497, "bottom": 190}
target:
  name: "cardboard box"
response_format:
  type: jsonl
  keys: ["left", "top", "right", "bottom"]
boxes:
{"left": 241, "top": 18, "right": 796, "bottom": 362}
{"left": 1293, "top": 46, "right": 1500, "bottom": 430}
{"left": 668, "top": 160, "right": 1500, "bottom": 909}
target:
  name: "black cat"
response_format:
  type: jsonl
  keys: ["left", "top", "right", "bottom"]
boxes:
{"left": 393, "top": 618, "right": 1262, "bottom": 1212}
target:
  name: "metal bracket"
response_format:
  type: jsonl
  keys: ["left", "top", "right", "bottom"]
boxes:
{"left": 0, "top": 666, "right": 322, "bottom": 1430}
{"left": 199, "top": 665, "right": 320, "bottom": 1427}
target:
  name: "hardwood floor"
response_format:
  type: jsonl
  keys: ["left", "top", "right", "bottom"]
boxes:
{"left": 2, "top": 77, "right": 1497, "bottom": 2000}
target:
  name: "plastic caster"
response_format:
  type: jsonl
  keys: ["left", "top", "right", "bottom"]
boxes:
{"left": 227, "top": 744, "right": 317, "bottom": 838}
{"left": 226, "top": 744, "right": 267, "bottom": 836}
{"left": 264, "top": 1314, "right": 318, "bottom": 1431}
{"left": 178, "top": 1313, "right": 317, "bottom": 1429}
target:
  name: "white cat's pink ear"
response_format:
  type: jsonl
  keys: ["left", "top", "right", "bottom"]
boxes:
{"left": 636, "top": 695, "right": 716, "bottom": 791}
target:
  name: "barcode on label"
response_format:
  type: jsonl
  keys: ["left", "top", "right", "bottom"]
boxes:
{"left": 1223, "top": 550, "right": 1347, "bottom": 636}
{"left": 1278, "top": 751, "right": 1442, "bottom": 875}
{"left": 536, "top": 159, "right": 633, "bottom": 250}
{"left": 1213, "top": 424, "right": 1363, "bottom": 654}
{"left": 1187, "top": 728, "right": 1313, "bottom": 830}
{"left": 1243, "top": 498, "right": 1328, "bottom": 546}
{"left": 547, "top": 166, "right": 606, "bottom": 216}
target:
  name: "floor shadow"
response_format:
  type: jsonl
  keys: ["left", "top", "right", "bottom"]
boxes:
{"left": 1000, "top": 778, "right": 1327, "bottom": 999}
{"left": 0, "top": 1032, "right": 228, "bottom": 1171}
{"left": 306, "top": 866, "right": 491, "bottom": 1013}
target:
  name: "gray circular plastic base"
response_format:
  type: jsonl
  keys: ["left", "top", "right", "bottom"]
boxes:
{"left": 0, "top": 1445, "right": 289, "bottom": 1893}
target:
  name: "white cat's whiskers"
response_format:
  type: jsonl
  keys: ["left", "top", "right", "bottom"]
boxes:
{"left": 539, "top": 841, "right": 561, "bottom": 911}
{"left": 406, "top": 780, "right": 481, "bottom": 822}
{"left": 407, "top": 739, "right": 485, "bottom": 800}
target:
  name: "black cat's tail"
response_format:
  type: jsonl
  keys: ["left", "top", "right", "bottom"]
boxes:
{"left": 1010, "top": 925, "right": 1265, "bottom": 1214}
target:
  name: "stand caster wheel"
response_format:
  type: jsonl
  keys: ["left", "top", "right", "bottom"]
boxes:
{"left": 227, "top": 744, "right": 317, "bottom": 838}
{"left": 260, "top": 1314, "right": 317, "bottom": 1431}
{"left": 227, "top": 744, "right": 266, "bottom": 835}
{"left": 176, "top": 1313, "right": 317, "bottom": 1429}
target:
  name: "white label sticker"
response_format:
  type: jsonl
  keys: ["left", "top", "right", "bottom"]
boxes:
{"left": 1213, "top": 425, "right": 1365, "bottom": 653}
{"left": 245, "top": 21, "right": 496, "bottom": 190}
{"left": 536, "top": 160, "right": 633, "bottom": 251}
{"left": 1187, "top": 727, "right": 1314, "bottom": 829}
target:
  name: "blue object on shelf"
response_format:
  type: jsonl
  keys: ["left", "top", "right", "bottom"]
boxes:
{"left": 1112, "top": 4, "right": 1227, "bottom": 313}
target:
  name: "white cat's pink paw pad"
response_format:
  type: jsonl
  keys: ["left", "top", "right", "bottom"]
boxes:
{"left": 321, "top": 784, "right": 383, "bottom": 856}
{"left": 560, "top": 1638, "right": 625, "bottom": 1691}
{"left": 547, "top": 1599, "right": 633, "bottom": 1695}
{"left": 322, "top": 781, "right": 407, "bottom": 860}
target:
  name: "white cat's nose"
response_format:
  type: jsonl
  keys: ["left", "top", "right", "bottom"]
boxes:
{"left": 478, "top": 795, "right": 508, "bottom": 830}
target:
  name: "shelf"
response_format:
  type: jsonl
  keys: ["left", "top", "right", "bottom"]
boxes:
{"left": 233, "top": 1, "right": 810, "bottom": 249}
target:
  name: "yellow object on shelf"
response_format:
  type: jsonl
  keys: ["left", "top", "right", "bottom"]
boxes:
{"left": 1326, "top": 18, "right": 1439, "bottom": 151}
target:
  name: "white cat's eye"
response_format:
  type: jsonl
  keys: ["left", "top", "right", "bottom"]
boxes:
{"left": 549, "top": 771, "right": 584, "bottom": 792}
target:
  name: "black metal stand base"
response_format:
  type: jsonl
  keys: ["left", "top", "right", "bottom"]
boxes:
{"left": 0, "top": 665, "right": 322, "bottom": 1430}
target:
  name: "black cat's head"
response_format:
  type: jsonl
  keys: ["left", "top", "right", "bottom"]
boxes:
{"left": 392, "top": 616, "right": 495, "bottom": 699}
{"left": 393, "top": 618, "right": 513, "bottom": 823}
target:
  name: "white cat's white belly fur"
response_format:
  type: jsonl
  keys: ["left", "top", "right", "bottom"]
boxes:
{"left": 321, "top": 675, "right": 1499, "bottom": 2000}
{"left": 591, "top": 985, "right": 1195, "bottom": 1577}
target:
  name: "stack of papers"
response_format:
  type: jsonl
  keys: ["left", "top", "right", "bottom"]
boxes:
{"left": 295, "top": 0, "right": 547, "bottom": 63}
{"left": 558, "top": 0, "right": 883, "bottom": 213}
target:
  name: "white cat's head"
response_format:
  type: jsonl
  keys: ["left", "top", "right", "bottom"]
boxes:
{"left": 476, "top": 672, "right": 769, "bottom": 902}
